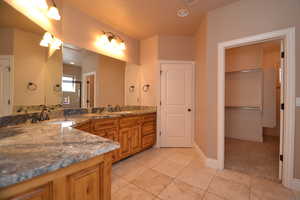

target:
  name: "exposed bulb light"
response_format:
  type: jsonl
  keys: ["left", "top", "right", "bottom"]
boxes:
{"left": 110, "top": 38, "right": 119, "bottom": 49}
{"left": 35, "top": 0, "right": 48, "bottom": 11}
{"left": 47, "top": 6, "right": 61, "bottom": 20}
{"left": 43, "top": 32, "right": 53, "bottom": 42}
{"left": 40, "top": 39, "right": 49, "bottom": 47}
{"left": 51, "top": 38, "right": 62, "bottom": 49}
{"left": 119, "top": 42, "right": 126, "bottom": 50}
{"left": 99, "top": 34, "right": 109, "bottom": 45}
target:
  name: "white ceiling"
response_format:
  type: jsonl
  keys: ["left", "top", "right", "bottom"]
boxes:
{"left": 64, "top": 0, "right": 238, "bottom": 39}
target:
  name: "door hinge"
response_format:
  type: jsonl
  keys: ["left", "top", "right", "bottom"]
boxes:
{"left": 281, "top": 103, "right": 284, "bottom": 110}
{"left": 281, "top": 52, "right": 285, "bottom": 58}
{"left": 160, "top": 101, "right": 162, "bottom": 106}
{"left": 8, "top": 99, "right": 11, "bottom": 105}
{"left": 160, "top": 70, "right": 163, "bottom": 75}
{"left": 280, "top": 154, "right": 283, "bottom": 161}
{"left": 7, "top": 66, "right": 11, "bottom": 72}
{"left": 160, "top": 131, "right": 162, "bottom": 136}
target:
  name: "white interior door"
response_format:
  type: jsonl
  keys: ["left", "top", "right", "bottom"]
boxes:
{"left": 279, "top": 40, "right": 285, "bottom": 180}
{"left": 160, "top": 62, "right": 194, "bottom": 147}
{"left": 0, "top": 56, "right": 12, "bottom": 116}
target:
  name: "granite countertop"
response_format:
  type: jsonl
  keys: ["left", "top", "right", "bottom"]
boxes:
{"left": 0, "top": 109, "right": 156, "bottom": 188}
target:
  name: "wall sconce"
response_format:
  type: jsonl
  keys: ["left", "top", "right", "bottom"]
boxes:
{"left": 35, "top": 0, "right": 61, "bottom": 21}
{"left": 129, "top": 85, "right": 135, "bottom": 92}
{"left": 97, "top": 31, "right": 126, "bottom": 52}
{"left": 142, "top": 84, "right": 150, "bottom": 92}
{"left": 40, "top": 32, "right": 62, "bottom": 49}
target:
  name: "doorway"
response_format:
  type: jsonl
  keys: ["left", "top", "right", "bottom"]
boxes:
{"left": 83, "top": 72, "right": 96, "bottom": 108}
{"left": 159, "top": 61, "right": 195, "bottom": 147}
{"left": 224, "top": 40, "right": 282, "bottom": 182}
{"left": 0, "top": 55, "right": 13, "bottom": 116}
{"left": 217, "top": 28, "right": 296, "bottom": 188}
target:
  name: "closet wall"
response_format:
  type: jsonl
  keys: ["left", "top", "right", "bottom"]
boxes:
{"left": 225, "top": 41, "right": 281, "bottom": 142}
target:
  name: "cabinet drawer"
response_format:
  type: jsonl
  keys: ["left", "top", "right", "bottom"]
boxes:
{"left": 142, "top": 134, "right": 156, "bottom": 149}
{"left": 91, "top": 118, "right": 118, "bottom": 131}
{"left": 119, "top": 117, "right": 141, "bottom": 128}
{"left": 142, "top": 122, "right": 156, "bottom": 136}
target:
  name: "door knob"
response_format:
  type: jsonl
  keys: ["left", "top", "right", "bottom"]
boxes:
{"left": 188, "top": 108, "right": 192, "bottom": 112}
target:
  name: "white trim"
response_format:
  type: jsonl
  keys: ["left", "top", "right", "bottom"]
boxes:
{"left": 193, "top": 143, "right": 219, "bottom": 169}
{"left": 0, "top": 55, "right": 14, "bottom": 116}
{"left": 217, "top": 27, "right": 296, "bottom": 189}
{"left": 157, "top": 60, "right": 195, "bottom": 148}
{"left": 82, "top": 71, "right": 97, "bottom": 108}
{"left": 290, "top": 179, "right": 300, "bottom": 192}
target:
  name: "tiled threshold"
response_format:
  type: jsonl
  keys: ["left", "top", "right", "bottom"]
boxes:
{"left": 111, "top": 147, "right": 298, "bottom": 200}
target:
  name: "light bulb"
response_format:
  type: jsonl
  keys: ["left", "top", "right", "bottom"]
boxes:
{"left": 51, "top": 38, "right": 62, "bottom": 49}
{"left": 40, "top": 39, "right": 49, "bottom": 47}
{"left": 47, "top": 6, "right": 61, "bottom": 20}
{"left": 99, "top": 34, "right": 109, "bottom": 45}
{"left": 119, "top": 42, "right": 126, "bottom": 50}
{"left": 43, "top": 32, "right": 53, "bottom": 41}
{"left": 110, "top": 38, "right": 119, "bottom": 50}
{"left": 35, "top": 0, "right": 48, "bottom": 10}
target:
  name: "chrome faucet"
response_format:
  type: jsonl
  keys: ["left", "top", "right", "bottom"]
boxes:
{"left": 39, "top": 105, "right": 50, "bottom": 121}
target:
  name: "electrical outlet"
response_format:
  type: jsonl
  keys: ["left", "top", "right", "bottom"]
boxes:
{"left": 296, "top": 97, "right": 300, "bottom": 107}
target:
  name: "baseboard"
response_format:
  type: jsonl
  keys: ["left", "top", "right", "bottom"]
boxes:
{"left": 193, "top": 143, "right": 219, "bottom": 169}
{"left": 289, "top": 178, "right": 300, "bottom": 192}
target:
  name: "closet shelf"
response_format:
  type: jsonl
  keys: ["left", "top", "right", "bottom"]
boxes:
{"left": 225, "top": 106, "right": 262, "bottom": 111}
{"left": 225, "top": 68, "right": 262, "bottom": 74}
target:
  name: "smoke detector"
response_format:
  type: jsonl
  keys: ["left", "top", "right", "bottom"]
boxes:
{"left": 177, "top": 8, "right": 189, "bottom": 17}
{"left": 183, "top": 0, "right": 199, "bottom": 6}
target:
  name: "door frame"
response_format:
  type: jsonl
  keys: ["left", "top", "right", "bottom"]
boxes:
{"left": 0, "top": 55, "right": 14, "bottom": 117}
{"left": 157, "top": 60, "right": 195, "bottom": 148}
{"left": 82, "top": 71, "right": 97, "bottom": 108}
{"left": 217, "top": 27, "right": 296, "bottom": 188}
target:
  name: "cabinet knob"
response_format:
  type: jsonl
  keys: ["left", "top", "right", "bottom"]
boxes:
{"left": 188, "top": 108, "right": 192, "bottom": 112}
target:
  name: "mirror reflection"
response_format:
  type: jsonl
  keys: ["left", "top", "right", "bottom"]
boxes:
{"left": 0, "top": 1, "right": 141, "bottom": 117}
{"left": 62, "top": 44, "right": 127, "bottom": 109}
{"left": 0, "top": 1, "right": 62, "bottom": 116}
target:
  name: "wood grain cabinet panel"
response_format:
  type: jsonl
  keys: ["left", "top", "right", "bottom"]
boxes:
{"left": 142, "top": 134, "right": 156, "bottom": 150}
{"left": 8, "top": 183, "right": 52, "bottom": 200}
{"left": 67, "top": 165, "right": 102, "bottom": 200}
{"left": 131, "top": 126, "right": 141, "bottom": 154}
{"left": 119, "top": 128, "right": 131, "bottom": 159}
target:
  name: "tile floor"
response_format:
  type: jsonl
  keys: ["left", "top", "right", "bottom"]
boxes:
{"left": 111, "top": 147, "right": 298, "bottom": 200}
{"left": 225, "top": 136, "right": 280, "bottom": 181}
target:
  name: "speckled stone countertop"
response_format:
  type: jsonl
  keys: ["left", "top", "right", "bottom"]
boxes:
{"left": 0, "top": 109, "right": 156, "bottom": 188}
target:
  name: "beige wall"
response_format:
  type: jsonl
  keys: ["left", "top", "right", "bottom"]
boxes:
{"left": 125, "top": 63, "right": 141, "bottom": 105}
{"left": 13, "top": 28, "right": 47, "bottom": 106}
{"left": 158, "top": 35, "right": 195, "bottom": 61}
{"left": 140, "top": 36, "right": 159, "bottom": 106}
{"left": 97, "top": 55, "right": 126, "bottom": 106}
{"left": 195, "top": 0, "right": 300, "bottom": 178}
{"left": 0, "top": 28, "right": 14, "bottom": 55}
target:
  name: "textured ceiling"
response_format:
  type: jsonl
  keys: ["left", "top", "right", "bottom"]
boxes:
{"left": 64, "top": 0, "right": 238, "bottom": 39}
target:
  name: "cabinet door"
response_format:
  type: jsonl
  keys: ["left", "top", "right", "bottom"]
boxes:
{"left": 119, "top": 128, "right": 131, "bottom": 159}
{"left": 68, "top": 165, "right": 102, "bottom": 200}
{"left": 9, "top": 184, "right": 52, "bottom": 200}
{"left": 131, "top": 126, "right": 141, "bottom": 154}
{"left": 106, "top": 128, "right": 119, "bottom": 162}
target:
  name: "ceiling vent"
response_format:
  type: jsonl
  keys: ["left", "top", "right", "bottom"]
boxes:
{"left": 183, "top": 0, "right": 199, "bottom": 6}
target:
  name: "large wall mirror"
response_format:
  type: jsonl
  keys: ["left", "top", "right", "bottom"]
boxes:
{"left": 0, "top": 1, "right": 141, "bottom": 117}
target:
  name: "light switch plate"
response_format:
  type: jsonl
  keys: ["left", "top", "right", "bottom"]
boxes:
{"left": 296, "top": 97, "right": 300, "bottom": 107}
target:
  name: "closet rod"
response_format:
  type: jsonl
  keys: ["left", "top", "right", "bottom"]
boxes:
{"left": 225, "top": 68, "right": 262, "bottom": 74}
{"left": 225, "top": 106, "right": 261, "bottom": 111}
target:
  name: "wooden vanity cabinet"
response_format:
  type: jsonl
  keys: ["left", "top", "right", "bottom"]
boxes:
{"left": 75, "top": 113, "right": 157, "bottom": 162}
{"left": 1, "top": 153, "right": 112, "bottom": 200}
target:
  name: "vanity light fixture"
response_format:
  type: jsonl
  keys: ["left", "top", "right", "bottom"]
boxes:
{"left": 98, "top": 32, "right": 126, "bottom": 51}
{"left": 35, "top": 0, "right": 49, "bottom": 11}
{"left": 40, "top": 32, "right": 62, "bottom": 49}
